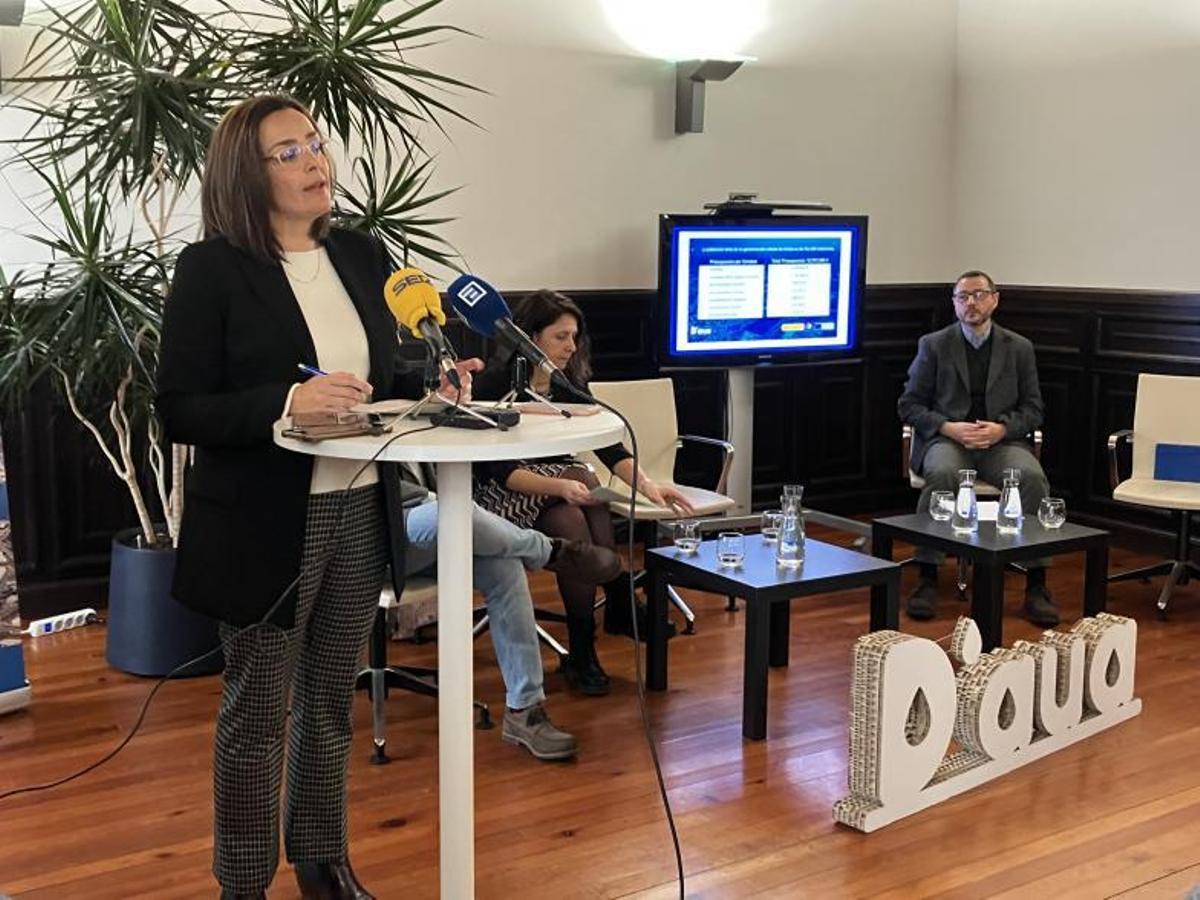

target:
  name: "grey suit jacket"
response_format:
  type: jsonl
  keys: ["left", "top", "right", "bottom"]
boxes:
{"left": 897, "top": 322, "right": 1044, "bottom": 472}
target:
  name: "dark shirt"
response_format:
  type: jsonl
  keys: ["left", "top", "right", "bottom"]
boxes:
{"left": 964, "top": 330, "right": 993, "bottom": 422}
{"left": 471, "top": 355, "right": 633, "bottom": 487}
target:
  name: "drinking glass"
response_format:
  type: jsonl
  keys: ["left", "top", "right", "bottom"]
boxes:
{"left": 929, "top": 491, "right": 954, "bottom": 521}
{"left": 761, "top": 509, "right": 783, "bottom": 541}
{"left": 673, "top": 520, "right": 700, "bottom": 553}
{"left": 1037, "top": 497, "right": 1066, "bottom": 529}
{"left": 717, "top": 532, "right": 745, "bottom": 567}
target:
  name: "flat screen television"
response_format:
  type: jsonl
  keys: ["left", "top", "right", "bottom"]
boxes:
{"left": 656, "top": 213, "right": 868, "bottom": 369}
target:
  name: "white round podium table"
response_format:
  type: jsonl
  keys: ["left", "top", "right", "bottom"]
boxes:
{"left": 275, "top": 409, "right": 624, "bottom": 898}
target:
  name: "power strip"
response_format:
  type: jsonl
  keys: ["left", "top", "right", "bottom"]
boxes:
{"left": 25, "top": 608, "right": 98, "bottom": 637}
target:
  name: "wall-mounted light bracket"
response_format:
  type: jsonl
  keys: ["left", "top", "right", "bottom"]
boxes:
{"left": 675, "top": 58, "right": 743, "bottom": 134}
{"left": 0, "top": 0, "right": 29, "bottom": 92}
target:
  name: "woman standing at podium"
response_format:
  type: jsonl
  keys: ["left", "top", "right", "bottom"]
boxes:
{"left": 473, "top": 291, "right": 694, "bottom": 695}
{"left": 157, "top": 97, "right": 597, "bottom": 900}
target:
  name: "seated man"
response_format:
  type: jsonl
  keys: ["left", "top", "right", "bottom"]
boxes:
{"left": 897, "top": 269, "right": 1057, "bottom": 626}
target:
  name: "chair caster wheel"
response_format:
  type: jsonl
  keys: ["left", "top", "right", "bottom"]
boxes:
{"left": 957, "top": 588, "right": 968, "bottom": 602}
{"left": 683, "top": 621, "right": 696, "bottom": 635}
{"left": 1156, "top": 607, "right": 1168, "bottom": 621}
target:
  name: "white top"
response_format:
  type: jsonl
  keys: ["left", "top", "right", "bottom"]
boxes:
{"left": 275, "top": 408, "right": 626, "bottom": 465}
{"left": 281, "top": 247, "right": 378, "bottom": 494}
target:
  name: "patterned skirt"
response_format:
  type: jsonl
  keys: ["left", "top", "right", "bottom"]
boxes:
{"left": 474, "top": 461, "right": 581, "bottom": 529}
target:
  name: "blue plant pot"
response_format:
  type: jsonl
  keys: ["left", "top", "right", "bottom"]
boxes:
{"left": 105, "top": 528, "right": 223, "bottom": 677}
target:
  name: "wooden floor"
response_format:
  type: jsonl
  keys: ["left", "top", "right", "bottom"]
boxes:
{"left": 2, "top": 532, "right": 1200, "bottom": 899}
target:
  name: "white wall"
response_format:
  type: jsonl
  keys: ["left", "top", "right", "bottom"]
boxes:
{"left": 0, "top": 24, "right": 44, "bottom": 273}
{"left": 954, "top": 0, "right": 1200, "bottom": 290}
{"left": 0, "top": 0, "right": 960, "bottom": 287}
{"left": 417, "top": 0, "right": 960, "bottom": 288}
{"left": 7, "top": 2, "right": 1200, "bottom": 292}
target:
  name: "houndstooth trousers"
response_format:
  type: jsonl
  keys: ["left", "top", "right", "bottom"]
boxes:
{"left": 213, "top": 484, "right": 387, "bottom": 892}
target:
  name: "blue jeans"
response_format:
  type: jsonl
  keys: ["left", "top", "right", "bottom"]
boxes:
{"left": 404, "top": 502, "right": 552, "bottom": 709}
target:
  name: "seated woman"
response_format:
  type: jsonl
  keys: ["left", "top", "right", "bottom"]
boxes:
{"left": 472, "top": 290, "right": 694, "bottom": 696}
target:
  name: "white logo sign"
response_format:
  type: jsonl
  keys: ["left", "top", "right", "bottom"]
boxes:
{"left": 455, "top": 280, "right": 487, "bottom": 306}
{"left": 833, "top": 613, "right": 1141, "bottom": 832}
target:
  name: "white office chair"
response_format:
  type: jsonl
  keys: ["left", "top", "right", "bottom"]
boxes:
{"left": 901, "top": 425, "right": 1043, "bottom": 494}
{"left": 901, "top": 424, "right": 1043, "bottom": 597}
{"left": 1108, "top": 373, "right": 1200, "bottom": 618}
{"left": 581, "top": 378, "right": 736, "bottom": 631}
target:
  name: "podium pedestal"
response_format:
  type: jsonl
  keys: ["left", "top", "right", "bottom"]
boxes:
{"left": 277, "top": 409, "right": 624, "bottom": 897}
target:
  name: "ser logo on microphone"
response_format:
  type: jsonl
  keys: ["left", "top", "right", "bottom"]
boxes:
{"left": 454, "top": 280, "right": 487, "bottom": 307}
{"left": 390, "top": 272, "right": 430, "bottom": 292}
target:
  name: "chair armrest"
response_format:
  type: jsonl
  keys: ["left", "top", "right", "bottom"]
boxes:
{"left": 678, "top": 434, "right": 735, "bottom": 495}
{"left": 1107, "top": 429, "right": 1134, "bottom": 492}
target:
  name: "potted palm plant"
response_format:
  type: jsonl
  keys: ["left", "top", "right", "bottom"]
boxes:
{"left": 0, "top": 0, "right": 474, "bottom": 674}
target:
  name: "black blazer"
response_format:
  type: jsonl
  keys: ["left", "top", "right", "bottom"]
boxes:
{"left": 897, "top": 322, "right": 1044, "bottom": 472}
{"left": 156, "top": 227, "right": 422, "bottom": 627}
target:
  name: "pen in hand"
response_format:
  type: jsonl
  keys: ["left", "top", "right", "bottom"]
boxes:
{"left": 296, "top": 363, "right": 374, "bottom": 410}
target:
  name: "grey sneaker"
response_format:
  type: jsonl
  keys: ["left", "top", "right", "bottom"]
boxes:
{"left": 502, "top": 703, "right": 578, "bottom": 761}
{"left": 1022, "top": 585, "right": 1059, "bottom": 627}
{"left": 905, "top": 578, "right": 938, "bottom": 620}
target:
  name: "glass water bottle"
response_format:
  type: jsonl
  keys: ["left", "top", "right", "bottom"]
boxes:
{"left": 952, "top": 468, "right": 979, "bottom": 534}
{"left": 997, "top": 471, "right": 1023, "bottom": 534}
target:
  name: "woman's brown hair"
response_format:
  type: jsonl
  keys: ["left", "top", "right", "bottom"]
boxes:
{"left": 510, "top": 289, "right": 592, "bottom": 386}
{"left": 201, "top": 95, "right": 332, "bottom": 262}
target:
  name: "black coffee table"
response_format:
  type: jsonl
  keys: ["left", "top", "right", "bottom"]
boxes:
{"left": 644, "top": 535, "right": 901, "bottom": 740}
{"left": 871, "top": 514, "right": 1110, "bottom": 651}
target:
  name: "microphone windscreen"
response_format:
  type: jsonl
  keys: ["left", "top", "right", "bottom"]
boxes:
{"left": 446, "top": 274, "right": 512, "bottom": 338}
{"left": 385, "top": 268, "right": 446, "bottom": 336}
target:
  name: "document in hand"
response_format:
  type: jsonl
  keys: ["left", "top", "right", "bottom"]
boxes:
{"left": 588, "top": 484, "right": 670, "bottom": 512}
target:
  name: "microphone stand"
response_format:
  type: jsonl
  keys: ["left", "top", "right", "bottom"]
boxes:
{"left": 398, "top": 342, "right": 500, "bottom": 429}
{"left": 524, "top": 385, "right": 572, "bottom": 418}
{"left": 499, "top": 356, "right": 571, "bottom": 418}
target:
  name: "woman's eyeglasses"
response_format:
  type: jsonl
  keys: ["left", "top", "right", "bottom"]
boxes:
{"left": 263, "top": 137, "right": 327, "bottom": 167}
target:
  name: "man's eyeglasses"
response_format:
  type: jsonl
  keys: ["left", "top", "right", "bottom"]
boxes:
{"left": 263, "top": 137, "right": 327, "bottom": 167}
{"left": 952, "top": 288, "right": 995, "bottom": 304}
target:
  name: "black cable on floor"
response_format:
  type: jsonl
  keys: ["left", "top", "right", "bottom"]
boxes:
{"left": 0, "top": 422, "right": 438, "bottom": 804}
{"left": 559, "top": 381, "right": 687, "bottom": 900}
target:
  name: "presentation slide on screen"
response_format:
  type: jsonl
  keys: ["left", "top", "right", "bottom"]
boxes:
{"left": 671, "top": 228, "right": 856, "bottom": 355}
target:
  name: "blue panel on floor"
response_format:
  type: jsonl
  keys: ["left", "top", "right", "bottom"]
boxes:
{"left": 0, "top": 640, "right": 26, "bottom": 693}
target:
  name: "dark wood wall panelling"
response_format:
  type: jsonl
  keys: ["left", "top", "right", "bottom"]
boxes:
{"left": 5, "top": 284, "right": 1199, "bottom": 617}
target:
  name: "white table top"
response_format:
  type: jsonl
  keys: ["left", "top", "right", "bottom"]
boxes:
{"left": 273, "top": 409, "right": 626, "bottom": 463}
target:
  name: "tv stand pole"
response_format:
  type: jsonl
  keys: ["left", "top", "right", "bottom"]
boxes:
{"left": 723, "top": 366, "right": 872, "bottom": 546}
{"left": 727, "top": 367, "right": 755, "bottom": 516}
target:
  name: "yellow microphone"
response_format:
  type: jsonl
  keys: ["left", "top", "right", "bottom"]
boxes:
{"left": 384, "top": 267, "right": 446, "bottom": 337}
{"left": 383, "top": 267, "right": 460, "bottom": 390}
